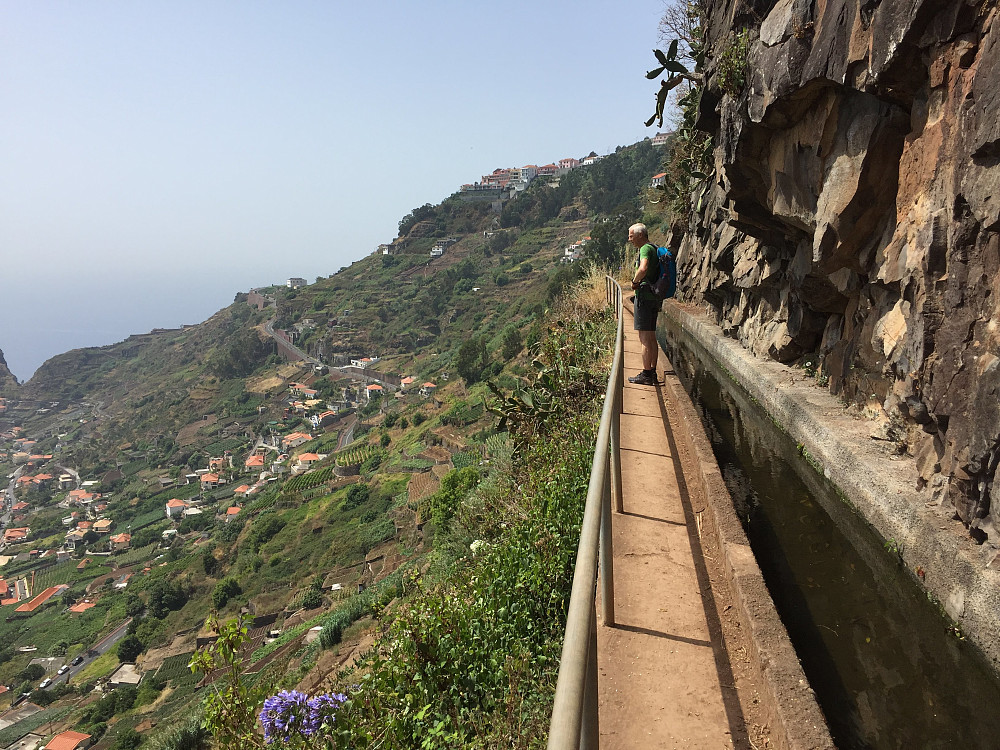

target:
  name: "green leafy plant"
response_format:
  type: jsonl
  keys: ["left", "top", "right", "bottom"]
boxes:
{"left": 717, "top": 27, "right": 751, "bottom": 96}
{"left": 189, "top": 613, "right": 269, "bottom": 750}
{"left": 644, "top": 40, "right": 704, "bottom": 128}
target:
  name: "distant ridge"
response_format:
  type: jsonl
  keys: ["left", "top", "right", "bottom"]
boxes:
{"left": 0, "top": 348, "right": 19, "bottom": 394}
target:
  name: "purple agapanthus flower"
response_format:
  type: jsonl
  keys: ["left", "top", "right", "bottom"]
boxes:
{"left": 259, "top": 690, "right": 349, "bottom": 743}
{"left": 308, "top": 692, "right": 348, "bottom": 732}
{"left": 260, "top": 689, "right": 313, "bottom": 744}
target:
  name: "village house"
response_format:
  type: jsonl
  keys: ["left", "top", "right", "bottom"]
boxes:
{"left": 93, "top": 519, "right": 114, "bottom": 535}
{"left": 420, "top": 382, "right": 438, "bottom": 397}
{"left": 225, "top": 506, "right": 241, "bottom": 522}
{"left": 366, "top": 383, "right": 384, "bottom": 401}
{"left": 651, "top": 172, "right": 667, "bottom": 188}
{"left": 65, "top": 529, "right": 87, "bottom": 550}
{"left": 296, "top": 452, "right": 325, "bottom": 468}
{"left": 110, "top": 532, "right": 131, "bottom": 552}
{"left": 245, "top": 454, "right": 266, "bottom": 470}
{"left": 286, "top": 277, "right": 307, "bottom": 289}
{"left": 200, "top": 473, "right": 221, "bottom": 490}
{"left": 3, "top": 528, "right": 29, "bottom": 545}
{"left": 41, "top": 729, "right": 92, "bottom": 750}
{"left": 165, "top": 498, "right": 188, "bottom": 519}
{"left": 651, "top": 131, "right": 670, "bottom": 147}
{"left": 282, "top": 432, "right": 313, "bottom": 449}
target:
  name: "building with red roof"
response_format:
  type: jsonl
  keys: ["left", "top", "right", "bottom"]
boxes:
{"left": 43, "top": 729, "right": 92, "bottom": 750}
{"left": 3, "top": 528, "right": 29, "bottom": 544}
{"left": 165, "top": 499, "right": 187, "bottom": 519}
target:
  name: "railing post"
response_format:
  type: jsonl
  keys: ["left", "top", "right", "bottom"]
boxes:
{"left": 610, "top": 378, "right": 623, "bottom": 515}
{"left": 600, "top": 458, "right": 615, "bottom": 626}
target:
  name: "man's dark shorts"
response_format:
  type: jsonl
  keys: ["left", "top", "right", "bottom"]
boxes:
{"left": 633, "top": 295, "right": 660, "bottom": 331}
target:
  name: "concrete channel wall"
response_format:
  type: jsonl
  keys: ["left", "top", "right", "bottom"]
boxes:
{"left": 655, "top": 318, "right": 835, "bottom": 750}
{"left": 661, "top": 301, "right": 1000, "bottom": 676}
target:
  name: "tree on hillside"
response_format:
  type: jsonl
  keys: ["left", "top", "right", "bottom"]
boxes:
{"left": 399, "top": 203, "right": 437, "bottom": 235}
{"left": 117, "top": 634, "right": 144, "bottom": 663}
{"left": 19, "top": 664, "right": 44, "bottom": 682}
{"left": 148, "top": 579, "right": 187, "bottom": 619}
{"left": 586, "top": 215, "right": 633, "bottom": 269}
{"left": 209, "top": 330, "right": 274, "bottom": 379}
{"left": 501, "top": 326, "right": 523, "bottom": 361}
{"left": 212, "top": 578, "right": 242, "bottom": 609}
{"left": 456, "top": 336, "right": 489, "bottom": 385}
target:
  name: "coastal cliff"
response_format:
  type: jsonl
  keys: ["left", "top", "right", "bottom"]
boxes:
{"left": 674, "top": 0, "right": 999, "bottom": 544}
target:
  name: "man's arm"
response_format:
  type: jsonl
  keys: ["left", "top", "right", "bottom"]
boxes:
{"left": 631, "top": 254, "right": 650, "bottom": 291}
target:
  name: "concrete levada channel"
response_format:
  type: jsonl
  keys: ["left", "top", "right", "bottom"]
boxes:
{"left": 660, "top": 317, "right": 1000, "bottom": 750}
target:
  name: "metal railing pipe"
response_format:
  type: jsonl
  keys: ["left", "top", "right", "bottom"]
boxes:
{"left": 548, "top": 277, "right": 624, "bottom": 749}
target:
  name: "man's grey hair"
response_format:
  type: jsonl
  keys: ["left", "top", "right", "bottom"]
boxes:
{"left": 629, "top": 223, "right": 648, "bottom": 239}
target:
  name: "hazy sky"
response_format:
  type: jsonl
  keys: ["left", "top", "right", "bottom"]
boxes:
{"left": 1, "top": 1, "right": 667, "bottom": 381}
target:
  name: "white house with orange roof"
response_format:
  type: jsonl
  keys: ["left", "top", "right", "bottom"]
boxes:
{"left": 225, "top": 506, "right": 241, "bottom": 522}
{"left": 282, "top": 432, "right": 313, "bottom": 449}
{"left": 165, "top": 498, "right": 188, "bottom": 519}
{"left": 293, "top": 453, "right": 326, "bottom": 473}
{"left": 200, "top": 473, "right": 221, "bottom": 490}
{"left": 420, "top": 382, "right": 437, "bottom": 397}
{"left": 366, "top": 383, "right": 384, "bottom": 402}
{"left": 110, "top": 532, "right": 131, "bottom": 552}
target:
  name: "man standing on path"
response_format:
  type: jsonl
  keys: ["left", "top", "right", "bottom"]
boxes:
{"left": 627, "top": 223, "right": 661, "bottom": 385}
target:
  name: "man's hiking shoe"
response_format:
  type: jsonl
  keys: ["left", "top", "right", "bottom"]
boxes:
{"left": 628, "top": 370, "right": 660, "bottom": 386}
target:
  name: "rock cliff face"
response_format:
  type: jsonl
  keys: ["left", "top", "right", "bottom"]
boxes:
{"left": 677, "top": 0, "right": 999, "bottom": 543}
{"left": 0, "top": 349, "right": 19, "bottom": 395}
